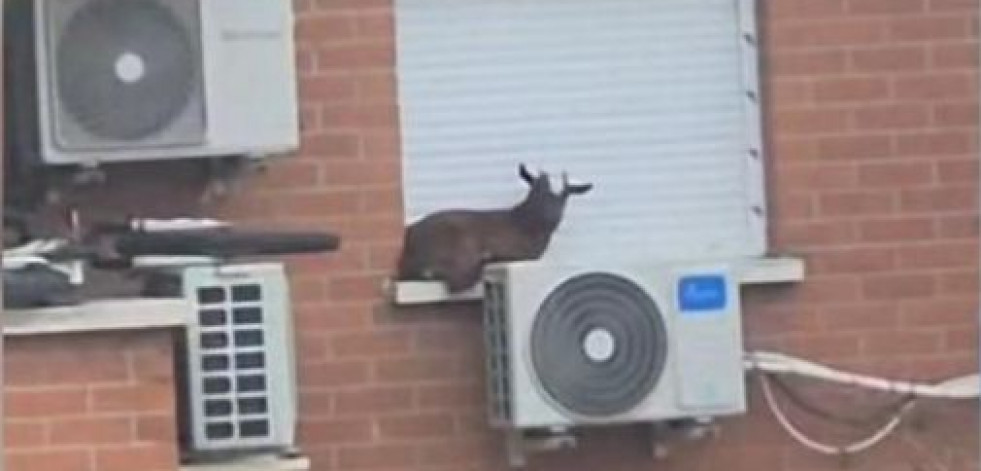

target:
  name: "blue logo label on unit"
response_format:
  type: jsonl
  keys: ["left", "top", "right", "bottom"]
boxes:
{"left": 678, "top": 275, "right": 727, "bottom": 313}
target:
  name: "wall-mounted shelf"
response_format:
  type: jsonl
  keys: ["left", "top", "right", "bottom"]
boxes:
{"left": 181, "top": 454, "right": 310, "bottom": 471}
{"left": 391, "top": 256, "right": 805, "bottom": 306}
{"left": 4, "top": 298, "right": 189, "bottom": 336}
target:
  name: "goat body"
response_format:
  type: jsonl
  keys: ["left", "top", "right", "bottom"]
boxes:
{"left": 396, "top": 164, "right": 592, "bottom": 293}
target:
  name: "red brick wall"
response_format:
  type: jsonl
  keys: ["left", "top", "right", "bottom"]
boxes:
{"left": 3, "top": 331, "right": 179, "bottom": 471}
{"left": 204, "top": 0, "right": 981, "bottom": 470}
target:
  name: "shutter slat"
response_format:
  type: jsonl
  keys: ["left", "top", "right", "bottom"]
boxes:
{"left": 397, "top": 0, "right": 764, "bottom": 262}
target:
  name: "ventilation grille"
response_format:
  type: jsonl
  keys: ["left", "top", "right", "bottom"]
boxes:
{"left": 193, "top": 282, "right": 272, "bottom": 444}
{"left": 43, "top": 0, "right": 206, "bottom": 149}
{"left": 483, "top": 279, "right": 512, "bottom": 425}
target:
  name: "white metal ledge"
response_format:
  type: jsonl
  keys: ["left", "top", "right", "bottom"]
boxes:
{"left": 391, "top": 256, "right": 805, "bottom": 306}
{"left": 4, "top": 298, "right": 190, "bottom": 336}
{"left": 181, "top": 455, "right": 310, "bottom": 471}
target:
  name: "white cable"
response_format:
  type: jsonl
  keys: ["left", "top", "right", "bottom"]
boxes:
{"left": 745, "top": 351, "right": 979, "bottom": 399}
{"left": 758, "top": 373, "right": 915, "bottom": 456}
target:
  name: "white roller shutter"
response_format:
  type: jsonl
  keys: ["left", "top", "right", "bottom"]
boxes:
{"left": 395, "top": 0, "right": 765, "bottom": 263}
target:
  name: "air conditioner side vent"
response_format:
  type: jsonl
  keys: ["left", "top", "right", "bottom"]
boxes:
{"left": 483, "top": 279, "right": 512, "bottom": 426}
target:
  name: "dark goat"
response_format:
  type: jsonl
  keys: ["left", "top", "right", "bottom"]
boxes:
{"left": 397, "top": 164, "right": 593, "bottom": 292}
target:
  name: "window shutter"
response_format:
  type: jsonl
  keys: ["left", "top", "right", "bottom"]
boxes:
{"left": 396, "top": 0, "right": 765, "bottom": 263}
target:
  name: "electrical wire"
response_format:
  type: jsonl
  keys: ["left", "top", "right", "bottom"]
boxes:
{"left": 745, "top": 351, "right": 979, "bottom": 399}
{"left": 766, "top": 372, "right": 914, "bottom": 429}
{"left": 746, "top": 350, "right": 977, "bottom": 459}
{"left": 758, "top": 372, "right": 916, "bottom": 456}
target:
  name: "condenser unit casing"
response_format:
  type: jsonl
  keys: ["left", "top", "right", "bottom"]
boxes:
{"left": 165, "top": 263, "right": 298, "bottom": 456}
{"left": 4, "top": 0, "right": 298, "bottom": 166}
{"left": 482, "top": 261, "right": 746, "bottom": 430}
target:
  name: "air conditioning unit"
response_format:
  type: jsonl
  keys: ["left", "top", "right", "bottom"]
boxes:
{"left": 4, "top": 0, "right": 298, "bottom": 166}
{"left": 482, "top": 261, "right": 746, "bottom": 431}
{"left": 161, "top": 263, "right": 299, "bottom": 457}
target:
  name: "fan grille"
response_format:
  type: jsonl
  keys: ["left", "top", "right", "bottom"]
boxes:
{"left": 531, "top": 273, "right": 667, "bottom": 417}
{"left": 49, "top": 0, "right": 203, "bottom": 144}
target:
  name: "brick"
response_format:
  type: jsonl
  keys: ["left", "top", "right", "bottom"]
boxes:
{"left": 367, "top": 242, "right": 403, "bottom": 270}
{"left": 770, "top": 50, "right": 847, "bottom": 77}
{"left": 896, "top": 131, "right": 975, "bottom": 157}
{"left": 778, "top": 164, "right": 858, "bottom": 189}
{"left": 770, "top": 79, "right": 813, "bottom": 104}
{"left": 5, "top": 351, "right": 129, "bottom": 388}
{"left": 328, "top": 273, "right": 386, "bottom": 301}
{"left": 809, "top": 247, "right": 897, "bottom": 274}
{"left": 899, "top": 186, "right": 977, "bottom": 212}
{"left": 417, "top": 383, "right": 484, "bottom": 409}
{"left": 849, "top": 45, "right": 927, "bottom": 72}
{"left": 785, "top": 334, "right": 862, "bottom": 360}
{"left": 318, "top": 42, "right": 396, "bottom": 71}
{"left": 256, "top": 161, "right": 323, "bottom": 189}
{"left": 937, "top": 159, "right": 979, "bottom": 183}
{"left": 930, "top": 42, "right": 981, "bottom": 69}
{"left": 322, "top": 161, "right": 401, "bottom": 187}
{"left": 360, "top": 187, "right": 403, "bottom": 214}
{"left": 817, "top": 191, "right": 896, "bottom": 217}
{"left": 776, "top": 220, "right": 858, "bottom": 246}
{"left": 766, "top": 0, "right": 845, "bottom": 18}
{"left": 859, "top": 161, "right": 934, "bottom": 187}
{"left": 6, "top": 388, "right": 88, "bottom": 419}
{"left": 790, "top": 276, "right": 863, "bottom": 303}
{"left": 94, "top": 444, "right": 177, "bottom": 471}
{"left": 770, "top": 137, "right": 820, "bottom": 162}
{"left": 772, "top": 108, "right": 850, "bottom": 134}
{"left": 377, "top": 413, "right": 456, "bottom": 439}
{"left": 888, "top": 16, "right": 972, "bottom": 41}
{"left": 939, "top": 270, "right": 979, "bottom": 294}
{"left": 929, "top": 0, "right": 980, "bottom": 11}
{"left": 90, "top": 384, "right": 174, "bottom": 414}
{"left": 372, "top": 355, "right": 461, "bottom": 383}
{"left": 334, "top": 387, "right": 415, "bottom": 415}
{"left": 814, "top": 77, "right": 890, "bottom": 102}
{"left": 356, "top": 72, "right": 398, "bottom": 102}
{"left": 5, "top": 449, "right": 91, "bottom": 471}
{"left": 293, "top": 302, "right": 374, "bottom": 330}
{"left": 417, "top": 438, "right": 487, "bottom": 466}
{"left": 933, "top": 102, "right": 980, "bottom": 126}
{"left": 298, "top": 390, "right": 334, "bottom": 417}
{"left": 819, "top": 302, "right": 899, "bottom": 331}
{"left": 322, "top": 103, "right": 399, "bottom": 129}
{"left": 817, "top": 135, "right": 892, "bottom": 160}
{"left": 356, "top": 10, "right": 396, "bottom": 38}
{"left": 299, "top": 418, "right": 373, "bottom": 444}
{"left": 314, "top": 0, "right": 391, "bottom": 11}
{"left": 128, "top": 348, "right": 174, "bottom": 382}
{"left": 862, "top": 330, "right": 943, "bottom": 356}
{"left": 4, "top": 421, "right": 48, "bottom": 449}
{"left": 295, "top": 13, "right": 358, "bottom": 43}
{"left": 330, "top": 330, "right": 412, "bottom": 357}
{"left": 946, "top": 327, "right": 980, "bottom": 352}
{"left": 894, "top": 73, "right": 975, "bottom": 100}
{"left": 853, "top": 103, "right": 930, "bottom": 129}
{"left": 271, "top": 192, "right": 362, "bottom": 218}
{"left": 848, "top": 0, "right": 926, "bottom": 15}
{"left": 49, "top": 417, "right": 132, "bottom": 446}
{"left": 901, "top": 297, "right": 977, "bottom": 326}
{"left": 770, "top": 20, "right": 887, "bottom": 49}
{"left": 897, "top": 241, "right": 978, "bottom": 269}
{"left": 303, "top": 359, "right": 371, "bottom": 387}
{"left": 939, "top": 214, "right": 979, "bottom": 238}
{"left": 862, "top": 273, "right": 937, "bottom": 299}
{"left": 300, "top": 75, "right": 358, "bottom": 102}
{"left": 135, "top": 415, "right": 177, "bottom": 443}
{"left": 337, "top": 444, "right": 418, "bottom": 469}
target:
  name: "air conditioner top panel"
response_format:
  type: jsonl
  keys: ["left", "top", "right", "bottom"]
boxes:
{"left": 28, "top": 0, "right": 299, "bottom": 165}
